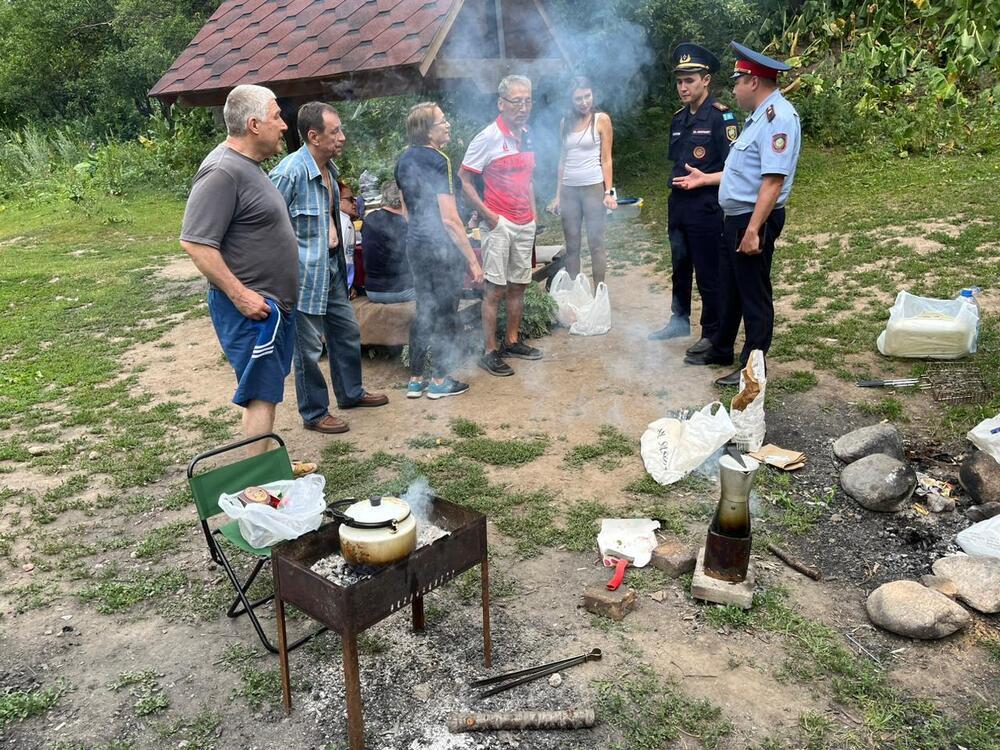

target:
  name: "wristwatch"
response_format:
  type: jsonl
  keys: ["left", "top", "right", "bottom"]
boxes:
{"left": 604, "top": 190, "right": 613, "bottom": 195}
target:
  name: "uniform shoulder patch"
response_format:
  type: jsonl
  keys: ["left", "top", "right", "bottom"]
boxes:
{"left": 771, "top": 133, "right": 788, "bottom": 153}
{"left": 726, "top": 125, "right": 739, "bottom": 143}
{"left": 712, "top": 101, "right": 730, "bottom": 112}
{"left": 766, "top": 104, "right": 776, "bottom": 122}
{"left": 723, "top": 111, "right": 736, "bottom": 121}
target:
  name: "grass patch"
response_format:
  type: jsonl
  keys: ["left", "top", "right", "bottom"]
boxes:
{"left": 153, "top": 707, "right": 222, "bottom": 750}
{"left": 3, "top": 581, "right": 59, "bottom": 612}
{"left": 110, "top": 669, "right": 169, "bottom": 716}
{"left": 449, "top": 417, "right": 484, "bottom": 438}
{"left": 769, "top": 370, "right": 819, "bottom": 395}
{"left": 133, "top": 521, "right": 189, "bottom": 559}
{"left": 0, "top": 682, "right": 64, "bottom": 728}
{"left": 857, "top": 396, "right": 906, "bottom": 421}
{"left": 78, "top": 567, "right": 187, "bottom": 614}
{"left": 452, "top": 436, "right": 548, "bottom": 466}
{"left": 407, "top": 433, "right": 448, "bottom": 450}
{"left": 218, "top": 643, "right": 282, "bottom": 712}
{"left": 565, "top": 425, "right": 634, "bottom": 469}
{"left": 596, "top": 668, "right": 732, "bottom": 749}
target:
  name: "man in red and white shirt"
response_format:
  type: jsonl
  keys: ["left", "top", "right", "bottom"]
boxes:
{"left": 461, "top": 75, "right": 542, "bottom": 377}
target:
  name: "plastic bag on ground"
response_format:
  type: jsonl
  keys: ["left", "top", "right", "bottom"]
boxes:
{"left": 640, "top": 402, "right": 737, "bottom": 485}
{"left": 876, "top": 290, "right": 979, "bottom": 359}
{"left": 570, "top": 281, "right": 611, "bottom": 336}
{"left": 549, "top": 269, "right": 593, "bottom": 327}
{"left": 217, "top": 474, "right": 326, "bottom": 548}
{"left": 730, "top": 350, "right": 767, "bottom": 452}
{"left": 957, "top": 515, "right": 1000, "bottom": 559}
{"left": 967, "top": 414, "right": 1000, "bottom": 464}
{"left": 597, "top": 518, "right": 660, "bottom": 567}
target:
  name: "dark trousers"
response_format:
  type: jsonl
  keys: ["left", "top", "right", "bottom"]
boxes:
{"left": 293, "top": 265, "right": 364, "bottom": 421}
{"left": 668, "top": 194, "right": 724, "bottom": 338}
{"left": 711, "top": 208, "right": 786, "bottom": 365}
{"left": 409, "top": 251, "right": 465, "bottom": 379}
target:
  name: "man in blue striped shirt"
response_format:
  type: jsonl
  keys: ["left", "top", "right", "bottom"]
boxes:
{"left": 269, "top": 102, "right": 388, "bottom": 434}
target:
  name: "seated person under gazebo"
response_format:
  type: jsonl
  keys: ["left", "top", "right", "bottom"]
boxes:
{"left": 361, "top": 180, "right": 415, "bottom": 303}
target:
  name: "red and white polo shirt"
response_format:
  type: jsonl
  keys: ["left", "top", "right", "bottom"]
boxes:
{"left": 461, "top": 116, "right": 536, "bottom": 225}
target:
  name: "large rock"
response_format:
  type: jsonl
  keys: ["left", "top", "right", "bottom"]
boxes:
{"left": 866, "top": 580, "right": 970, "bottom": 639}
{"left": 960, "top": 451, "right": 1000, "bottom": 506}
{"left": 840, "top": 454, "right": 917, "bottom": 512}
{"left": 931, "top": 555, "right": 1000, "bottom": 614}
{"left": 833, "top": 424, "right": 905, "bottom": 464}
{"left": 967, "top": 503, "right": 1000, "bottom": 522}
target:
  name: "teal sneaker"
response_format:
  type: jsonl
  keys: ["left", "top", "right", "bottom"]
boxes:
{"left": 426, "top": 378, "right": 470, "bottom": 400}
{"left": 406, "top": 379, "right": 427, "bottom": 399}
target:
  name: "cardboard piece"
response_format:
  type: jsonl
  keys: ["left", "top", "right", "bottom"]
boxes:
{"left": 748, "top": 444, "right": 806, "bottom": 471}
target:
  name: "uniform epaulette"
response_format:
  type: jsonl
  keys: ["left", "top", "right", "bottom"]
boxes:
{"left": 712, "top": 101, "right": 730, "bottom": 112}
{"left": 673, "top": 106, "right": 685, "bottom": 116}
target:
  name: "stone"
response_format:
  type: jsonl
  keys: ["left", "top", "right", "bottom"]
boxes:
{"left": 833, "top": 424, "right": 905, "bottom": 464}
{"left": 840, "top": 454, "right": 916, "bottom": 512}
{"left": 925, "top": 494, "right": 955, "bottom": 513}
{"left": 959, "top": 451, "right": 1000, "bottom": 506}
{"left": 650, "top": 540, "right": 697, "bottom": 577}
{"left": 865, "top": 580, "right": 970, "bottom": 639}
{"left": 919, "top": 574, "right": 957, "bottom": 600}
{"left": 967, "top": 502, "right": 1000, "bottom": 523}
{"left": 583, "top": 584, "right": 636, "bottom": 621}
{"left": 932, "top": 555, "right": 1000, "bottom": 614}
{"left": 27, "top": 445, "right": 48, "bottom": 457}
{"left": 690, "top": 547, "right": 756, "bottom": 609}
{"left": 411, "top": 682, "right": 432, "bottom": 702}
{"left": 547, "top": 672, "right": 562, "bottom": 688}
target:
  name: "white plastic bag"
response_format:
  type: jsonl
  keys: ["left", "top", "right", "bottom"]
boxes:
{"left": 876, "top": 291, "right": 979, "bottom": 359}
{"left": 640, "top": 402, "right": 737, "bottom": 485}
{"left": 217, "top": 474, "right": 326, "bottom": 548}
{"left": 570, "top": 282, "right": 611, "bottom": 336}
{"left": 597, "top": 518, "right": 660, "bottom": 567}
{"left": 967, "top": 414, "right": 1000, "bottom": 463}
{"left": 730, "top": 350, "right": 767, "bottom": 452}
{"left": 550, "top": 270, "right": 598, "bottom": 327}
{"left": 957, "top": 516, "right": 1000, "bottom": 559}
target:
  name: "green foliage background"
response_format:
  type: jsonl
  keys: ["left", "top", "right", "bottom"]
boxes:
{"left": 0, "top": 0, "right": 997, "bottom": 203}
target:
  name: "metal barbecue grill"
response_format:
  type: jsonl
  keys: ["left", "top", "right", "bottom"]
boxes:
{"left": 272, "top": 496, "right": 491, "bottom": 750}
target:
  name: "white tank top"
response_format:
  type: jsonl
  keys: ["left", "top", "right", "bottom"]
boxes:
{"left": 561, "top": 114, "right": 604, "bottom": 187}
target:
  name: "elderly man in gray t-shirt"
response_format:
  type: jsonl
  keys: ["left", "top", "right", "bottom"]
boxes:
{"left": 179, "top": 84, "right": 298, "bottom": 457}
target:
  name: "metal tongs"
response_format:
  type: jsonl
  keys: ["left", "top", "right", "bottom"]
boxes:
{"left": 469, "top": 648, "right": 602, "bottom": 699}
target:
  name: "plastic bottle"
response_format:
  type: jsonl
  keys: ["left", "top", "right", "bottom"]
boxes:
{"left": 959, "top": 288, "right": 981, "bottom": 353}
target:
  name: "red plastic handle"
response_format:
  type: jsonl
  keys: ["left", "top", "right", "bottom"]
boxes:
{"left": 606, "top": 558, "right": 628, "bottom": 590}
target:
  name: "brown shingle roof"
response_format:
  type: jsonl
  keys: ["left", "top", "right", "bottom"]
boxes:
{"left": 149, "top": 0, "right": 457, "bottom": 104}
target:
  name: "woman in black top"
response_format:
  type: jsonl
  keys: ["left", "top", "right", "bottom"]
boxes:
{"left": 362, "top": 180, "right": 414, "bottom": 303}
{"left": 394, "top": 101, "right": 484, "bottom": 400}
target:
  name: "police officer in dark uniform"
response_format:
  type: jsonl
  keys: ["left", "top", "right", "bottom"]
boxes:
{"left": 649, "top": 43, "right": 740, "bottom": 356}
{"left": 684, "top": 41, "right": 801, "bottom": 387}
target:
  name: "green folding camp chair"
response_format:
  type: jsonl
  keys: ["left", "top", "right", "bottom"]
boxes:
{"left": 187, "top": 432, "right": 325, "bottom": 653}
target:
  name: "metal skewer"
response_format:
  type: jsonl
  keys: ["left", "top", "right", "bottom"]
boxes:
{"left": 470, "top": 648, "right": 602, "bottom": 698}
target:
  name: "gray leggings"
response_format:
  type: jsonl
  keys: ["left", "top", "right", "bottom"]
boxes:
{"left": 560, "top": 182, "right": 607, "bottom": 284}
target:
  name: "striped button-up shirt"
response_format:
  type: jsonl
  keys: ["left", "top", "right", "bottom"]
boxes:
{"left": 269, "top": 146, "right": 345, "bottom": 316}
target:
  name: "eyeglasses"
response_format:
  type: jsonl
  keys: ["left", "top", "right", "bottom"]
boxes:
{"left": 501, "top": 97, "right": 532, "bottom": 108}
{"left": 432, "top": 118, "right": 449, "bottom": 127}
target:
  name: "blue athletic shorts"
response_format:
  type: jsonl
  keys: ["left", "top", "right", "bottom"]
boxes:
{"left": 207, "top": 289, "right": 296, "bottom": 407}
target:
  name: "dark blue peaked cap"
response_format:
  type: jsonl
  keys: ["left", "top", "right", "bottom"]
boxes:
{"left": 729, "top": 41, "right": 791, "bottom": 79}
{"left": 671, "top": 43, "right": 720, "bottom": 74}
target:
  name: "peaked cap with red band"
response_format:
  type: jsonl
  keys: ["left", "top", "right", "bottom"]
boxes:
{"left": 729, "top": 40, "right": 791, "bottom": 80}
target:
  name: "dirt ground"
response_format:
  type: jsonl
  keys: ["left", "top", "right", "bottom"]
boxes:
{"left": 2, "top": 254, "right": 998, "bottom": 749}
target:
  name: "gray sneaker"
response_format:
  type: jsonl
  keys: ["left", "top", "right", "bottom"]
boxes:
{"left": 501, "top": 340, "right": 543, "bottom": 360}
{"left": 648, "top": 315, "right": 690, "bottom": 340}
{"left": 478, "top": 350, "right": 514, "bottom": 376}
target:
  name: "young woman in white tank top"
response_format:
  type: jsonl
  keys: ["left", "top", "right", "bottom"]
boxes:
{"left": 547, "top": 77, "right": 616, "bottom": 285}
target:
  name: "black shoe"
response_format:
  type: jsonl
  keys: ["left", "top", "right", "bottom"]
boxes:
{"left": 714, "top": 368, "right": 743, "bottom": 387}
{"left": 648, "top": 315, "right": 690, "bottom": 341}
{"left": 683, "top": 349, "right": 734, "bottom": 366}
{"left": 426, "top": 377, "right": 470, "bottom": 399}
{"left": 685, "top": 337, "right": 713, "bottom": 356}
{"left": 501, "top": 339, "right": 543, "bottom": 360}
{"left": 478, "top": 350, "right": 514, "bottom": 377}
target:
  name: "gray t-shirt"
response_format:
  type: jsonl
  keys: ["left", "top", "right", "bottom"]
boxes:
{"left": 180, "top": 143, "right": 298, "bottom": 312}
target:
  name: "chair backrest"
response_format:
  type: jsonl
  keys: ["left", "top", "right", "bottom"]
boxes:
{"left": 188, "top": 445, "right": 294, "bottom": 521}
